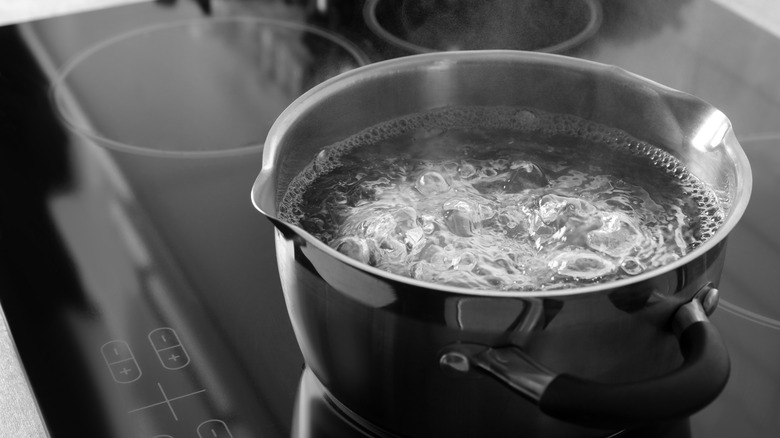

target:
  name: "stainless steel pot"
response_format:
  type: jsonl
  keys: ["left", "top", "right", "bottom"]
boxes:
{"left": 252, "top": 51, "right": 751, "bottom": 437}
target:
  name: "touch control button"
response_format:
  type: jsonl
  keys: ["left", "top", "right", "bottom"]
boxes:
{"left": 108, "top": 361, "right": 142, "bottom": 383}
{"left": 149, "top": 327, "right": 190, "bottom": 370}
{"left": 149, "top": 327, "right": 180, "bottom": 350}
{"left": 160, "top": 345, "right": 188, "bottom": 369}
{"left": 197, "top": 420, "right": 233, "bottom": 438}
{"left": 101, "top": 340, "right": 142, "bottom": 384}
{"left": 102, "top": 340, "right": 133, "bottom": 362}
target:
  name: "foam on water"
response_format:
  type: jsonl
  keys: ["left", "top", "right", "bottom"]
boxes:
{"left": 279, "top": 106, "right": 724, "bottom": 291}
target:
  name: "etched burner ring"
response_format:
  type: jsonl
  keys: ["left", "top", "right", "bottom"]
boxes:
{"left": 364, "top": 0, "right": 602, "bottom": 55}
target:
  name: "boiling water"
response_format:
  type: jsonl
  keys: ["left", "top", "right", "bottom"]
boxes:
{"left": 280, "top": 106, "right": 724, "bottom": 291}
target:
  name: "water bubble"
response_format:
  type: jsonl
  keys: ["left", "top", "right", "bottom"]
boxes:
{"left": 620, "top": 257, "right": 645, "bottom": 275}
{"left": 454, "top": 252, "right": 477, "bottom": 271}
{"left": 458, "top": 162, "right": 477, "bottom": 178}
{"left": 346, "top": 183, "right": 375, "bottom": 207}
{"left": 549, "top": 250, "right": 616, "bottom": 280}
{"left": 442, "top": 161, "right": 460, "bottom": 174}
{"left": 350, "top": 206, "right": 419, "bottom": 253}
{"left": 391, "top": 207, "right": 418, "bottom": 233}
{"left": 538, "top": 194, "right": 570, "bottom": 224}
{"left": 496, "top": 204, "right": 530, "bottom": 237}
{"left": 486, "top": 276, "right": 505, "bottom": 288}
{"left": 417, "top": 214, "right": 439, "bottom": 234}
{"left": 404, "top": 226, "right": 426, "bottom": 256}
{"left": 420, "top": 244, "right": 444, "bottom": 262}
{"left": 428, "top": 249, "right": 456, "bottom": 269}
{"left": 313, "top": 149, "right": 335, "bottom": 173}
{"left": 411, "top": 261, "right": 436, "bottom": 281}
{"left": 377, "top": 238, "right": 407, "bottom": 264}
{"left": 443, "top": 198, "right": 481, "bottom": 237}
{"left": 514, "top": 109, "right": 537, "bottom": 127}
{"left": 492, "top": 158, "right": 510, "bottom": 169}
{"left": 332, "top": 236, "right": 373, "bottom": 265}
{"left": 504, "top": 161, "right": 549, "bottom": 192}
{"left": 538, "top": 194, "right": 599, "bottom": 227}
{"left": 482, "top": 168, "right": 499, "bottom": 178}
{"left": 587, "top": 213, "right": 644, "bottom": 258}
{"left": 360, "top": 211, "right": 395, "bottom": 238}
{"left": 478, "top": 203, "right": 496, "bottom": 220}
{"left": 415, "top": 171, "right": 450, "bottom": 196}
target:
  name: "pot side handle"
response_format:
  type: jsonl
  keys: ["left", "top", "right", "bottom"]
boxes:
{"left": 443, "top": 293, "right": 730, "bottom": 429}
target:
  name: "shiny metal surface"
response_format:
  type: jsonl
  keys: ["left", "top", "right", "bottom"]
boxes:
{"left": 0, "top": 308, "right": 49, "bottom": 438}
{"left": 472, "top": 346, "right": 556, "bottom": 402}
{"left": 673, "top": 299, "right": 710, "bottom": 336}
{"left": 252, "top": 51, "right": 751, "bottom": 437}
{"left": 700, "top": 286, "right": 720, "bottom": 316}
{"left": 673, "top": 287, "right": 720, "bottom": 336}
{"left": 273, "top": 231, "right": 730, "bottom": 437}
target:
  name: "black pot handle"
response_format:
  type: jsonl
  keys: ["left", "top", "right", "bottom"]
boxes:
{"left": 441, "top": 289, "right": 730, "bottom": 429}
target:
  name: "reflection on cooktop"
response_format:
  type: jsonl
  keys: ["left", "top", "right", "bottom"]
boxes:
{"left": 292, "top": 367, "right": 696, "bottom": 438}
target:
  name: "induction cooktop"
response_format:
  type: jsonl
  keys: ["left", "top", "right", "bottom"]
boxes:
{"left": 1, "top": 1, "right": 779, "bottom": 437}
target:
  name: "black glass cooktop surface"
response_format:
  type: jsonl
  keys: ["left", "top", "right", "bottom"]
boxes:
{"left": 1, "top": 1, "right": 779, "bottom": 437}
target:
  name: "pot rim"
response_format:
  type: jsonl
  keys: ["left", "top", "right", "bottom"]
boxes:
{"left": 252, "top": 50, "right": 753, "bottom": 298}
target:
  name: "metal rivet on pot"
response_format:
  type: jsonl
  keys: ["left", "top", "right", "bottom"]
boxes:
{"left": 439, "top": 352, "right": 470, "bottom": 373}
{"left": 700, "top": 287, "right": 720, "bottom": 316}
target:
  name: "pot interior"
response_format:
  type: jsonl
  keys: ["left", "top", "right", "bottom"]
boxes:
{"left": 253, "top": 51, "right": 751, "bottom": 293}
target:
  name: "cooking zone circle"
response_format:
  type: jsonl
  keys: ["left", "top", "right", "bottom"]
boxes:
{"left": 51, "top": 16, "right": 368, "bottom": 158}
{"left": 363, "top": 0, "right": 602, "bottom": 54}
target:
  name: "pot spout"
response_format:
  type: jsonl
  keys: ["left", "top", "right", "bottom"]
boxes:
{"left": 251, "top": 167, "right": 277, "bottom": 220}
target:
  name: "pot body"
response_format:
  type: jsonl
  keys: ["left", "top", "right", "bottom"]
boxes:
{"left": 277, "top": 227, "right": 727, "bottom": 437}
{"left": 252, "top": 51, "right": 751, "bottom": 438}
